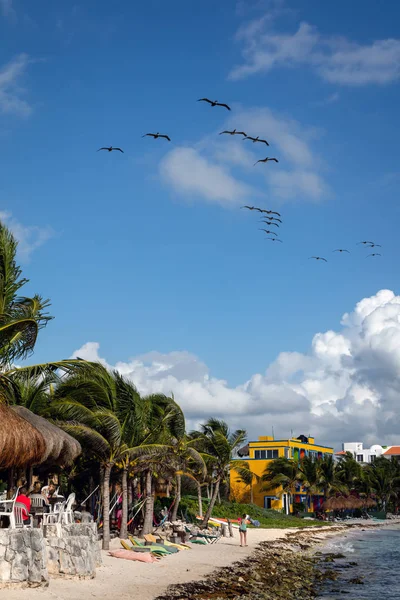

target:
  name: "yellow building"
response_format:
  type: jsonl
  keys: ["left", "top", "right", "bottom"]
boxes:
{"left": 230, "top": 434, "right": 333, "bottom": 514}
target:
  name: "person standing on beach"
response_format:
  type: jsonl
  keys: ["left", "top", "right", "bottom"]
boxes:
{"left": 239, "top": 513, "right": 248, "bottom": 547}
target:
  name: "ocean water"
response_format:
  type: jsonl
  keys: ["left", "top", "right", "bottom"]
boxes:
{"left": 318, "top": 525, "right": 400, "bottom": 599}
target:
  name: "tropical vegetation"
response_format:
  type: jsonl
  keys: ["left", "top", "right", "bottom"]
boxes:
{"left": 261, "top": 452, "right": 400, "bottom": 515}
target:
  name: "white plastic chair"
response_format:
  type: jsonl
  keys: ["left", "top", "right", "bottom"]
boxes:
{"left": 62, "top": 493, "right": 76, "bottom": 525}
{"left": 11, "top": 502, "right": 33, "bottom": 529}
{"left": 43, "top": 498, "right": 65, "bottom": 525}
{"left": 0, "top": 487, "right": 19, "bottom": 527}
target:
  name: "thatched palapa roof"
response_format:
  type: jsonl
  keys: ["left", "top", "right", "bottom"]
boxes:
{"left": 10, "top": 406, "right": 81, "bottom": 466}
{"left": 0, "top": 403, "right": 47, "bottom": 468}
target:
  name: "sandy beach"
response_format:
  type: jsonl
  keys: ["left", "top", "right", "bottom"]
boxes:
{"left": 0, "top": 526, "right": 342, "bottom": 600}
{"left": 2, "top": 521, "right": 398, "bottom": 600}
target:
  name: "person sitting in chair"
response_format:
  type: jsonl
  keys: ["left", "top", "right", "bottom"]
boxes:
{"left": 16, "top": 487, "right": 31, "bottom": 522}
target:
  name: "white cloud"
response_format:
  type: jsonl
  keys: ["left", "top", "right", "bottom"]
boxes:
{"left": 0, "top": 54, "right": 32, "bottom": 116}
{"left": 72, "top": 289, "right": 400, "bottom": 449}
{"left": 160, "top": 106, "right": 327, "bottom": 205}
{"left": 0, "top": 211, "right": 54, "bottom": 260}
{"left": 230, "top": 19, "right": 400, "bottom": 85}
{"left": 159, "top": 147, "right": 254, "bottom": 206}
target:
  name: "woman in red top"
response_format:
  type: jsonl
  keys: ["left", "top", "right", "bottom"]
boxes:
{"left": 16, "top": 487, "right": 31, "bottom": 521}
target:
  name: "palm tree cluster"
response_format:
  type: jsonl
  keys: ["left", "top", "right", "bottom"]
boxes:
{"left": 261, "top": 452, "right": 400, "bottom": 515}
{"left": 1, "top": 366, "right": 247, "bottom": 549}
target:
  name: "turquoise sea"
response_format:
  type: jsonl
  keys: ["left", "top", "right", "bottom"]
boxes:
{"left": 318, "top": 525, "right": 400, "bottom": 599}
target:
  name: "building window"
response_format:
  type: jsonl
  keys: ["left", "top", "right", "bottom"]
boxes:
{"left": 255, "top": 450, "right": 266, "bottom": 459}
{"left": 255, "top": 449, "right": 278, "bottom": 459}
{"left": 356, "top": 455, "right": 363, "bottom": 462}
{"left": 370, "top": 455, "right": 376, "bottom": 463}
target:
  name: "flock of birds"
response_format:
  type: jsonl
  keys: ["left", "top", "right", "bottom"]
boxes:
{"left": 96, "top": 97, "right": 278, "bottom": 165}
{"left": 242, "top": 204, "right": 382, "bottom": 260}
{"left": 96, "top": 97, "right": 381, "bottom": 262}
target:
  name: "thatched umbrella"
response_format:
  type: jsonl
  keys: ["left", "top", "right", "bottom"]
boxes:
{"left": 364, "top": 497, "right": 377, "bottom": 509}
{"left": 10, "top": 406, "right": 81, "bottom": 466}
{"left": 345, "top": 496, "right": 363, "bottom": 510}
{"left": 323, "top": 496, "right": 348, "bottom": 511}
{"left": 0, "top": 403, "right": 47, "bottom": 468}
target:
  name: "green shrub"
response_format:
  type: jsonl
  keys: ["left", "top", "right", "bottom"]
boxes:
{"left": 179, "top": 496, "right": 323, "bottom": 528}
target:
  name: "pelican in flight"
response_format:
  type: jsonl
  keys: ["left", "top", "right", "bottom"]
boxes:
{"left": 254, "top": 157, "right": 279, "bottom": 166}
{"left": 219, "top": 129, "right": 246, "bottom": 136}
{"left": 142, "top": 133, "right": 171, "bottom": 141}
{"left": 333, "top": 249, "right": 350, "bottom": 253}
{"left": 309, "top": 256, "right": 327, "bottom": 262}
{"left": 244, "top": 135, "right": 269, "bottom": 146}
{"left": 97, "top": 146, "right": 124, "bottom": 153}
{"left": 197, "top": 98, "right": 231, "bottom": 110}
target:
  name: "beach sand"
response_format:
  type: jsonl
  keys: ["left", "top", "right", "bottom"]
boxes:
{"left": 1, "top": 522, "right": 396, "bottom": 600}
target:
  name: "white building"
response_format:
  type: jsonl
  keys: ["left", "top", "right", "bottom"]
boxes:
{"left": 335, "top": 442, "right": 385, "bottom": 464}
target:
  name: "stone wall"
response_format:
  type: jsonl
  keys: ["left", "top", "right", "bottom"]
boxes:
{"left": 0, "top": 523, "right": 101, "bottom": 587}
{"left": 45, "top": 522, "right": 101, "bottom": 579}
{"left": 0, "top": 529, "right": 48, "bottom": 587}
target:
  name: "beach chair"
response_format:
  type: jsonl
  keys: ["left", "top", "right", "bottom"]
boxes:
{"left": 157, "top": 533, "right": 191, "bottom": 550}
{"left": 128, "top": 536, "right": 173, "bottom": 556}
{"left": 120, "top": 540, "right": 152, "bottom": 553}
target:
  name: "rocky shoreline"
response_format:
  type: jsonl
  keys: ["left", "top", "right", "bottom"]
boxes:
{"left": 153, "top": 524, "right": 383, "bottom": 600}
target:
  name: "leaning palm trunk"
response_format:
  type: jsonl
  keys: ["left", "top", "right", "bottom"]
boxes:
{"left": 142, "top": 470, "right": 154, "bottom": 535}
{"left": 120, "top": 466, "right": 128, "bottom": 539}
{"left": 171, "top": 474, "right": 181, "bottom": 522}
{"left": 102, "top": 462, "right": 113, "bottom": 550}
{"left": 197, "top": 481, "right": 203, "bottom": 517}
{"left": 201, "top": 478, "right": 220, "bottom": 528}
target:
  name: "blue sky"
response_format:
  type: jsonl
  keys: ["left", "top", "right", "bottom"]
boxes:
{"left": 1, "top": 0, "right": 400, "bottom": 444}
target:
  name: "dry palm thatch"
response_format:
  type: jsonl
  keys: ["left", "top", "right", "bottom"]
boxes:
{"left": 10, "top": 406, "right": 81, "bottom": 466}
{"left": 364, "top": 497, "right": 377, "bottom": 508}
{"left": 323, "top": 496, "right": 348, "bottom": 511}
{"left": 0, "top": 403, "right": 47, "bottom": 468}
{"left": 344, "top": 496, "right": 363, "bottom": 510}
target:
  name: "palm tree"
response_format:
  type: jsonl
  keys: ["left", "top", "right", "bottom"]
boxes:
{"left": 52, "top": 363, "right": 142, "bottom": 550}
{"left": 297, "top": 455, "right": 319, "bottom": 512}
{"left": 335, "top": 452, "right": 363, "bottom": 491}
{"left": 0, "top": 221, "right": 53, "bottom": 367}
{"left": 364, "top": 457, "right": 400, "bottom": 511}
{"left": 168, "top": 437, "right": 206, "bottom": 522}
{"left": 198, "top": 418, "right": 246, "bottom": 528}
{"left": 114, "top": 377, "right": 186, "bottom": 535}
{"left": 262, "top": 457, "right": 299, "bottom": 510}
{"left": 317, "top": 454, "right": 347, "bottom": 500}
{"left": 0, "top": 369, "right": 53, "bottom": 414}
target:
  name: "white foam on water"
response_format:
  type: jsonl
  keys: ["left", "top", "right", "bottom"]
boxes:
{"left": 322, "top": 539, "right": 355, "bottom": 554}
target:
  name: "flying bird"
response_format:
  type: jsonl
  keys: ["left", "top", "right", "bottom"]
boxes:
{"left": 260, "top": 209, "right": 281, "bottom": 217}
{"left": 267, "top": 216, "right": 282, "bottom": 223}
{"left": 197, "top": 98, "right": 231, "bottom": 110}
{"left": 259, "top": 229, "right": 278, "bottom": 236}
{"left": 142, "top": 132, "right": 171, "bottom": 141}
{"left": 254, "top": 157, "right": 279, "bottom": 166}
{"left": 367, "top": 253, "right": 382, "bottom": 257}
{"left": 97, "top": 146, "right": 124, "bottom": 153}
{"left": 244, "top": 135, "right": 269, "bottom": 146}
{"left": 333, "top": 249, "right": 350, "bottom": 253}
{"left": 265, "top": 237, "right": 282, "bottom": 243}
{"left": 241, "top": 206, "right": 263, "bottom": 212}
{"left": 309, "top": 256, "right": 327, "bottom": 262}
{"left": 357, "top": 241, "right": 374, "bottom": 245}
{"left": 367, "top": 243, "right": 382, "bottom": 248}
{"left": 219, "top": 129, "right": 246, "bottom": 136}
{"left": 260, "top": 220, "right": 279, "bottom": 227}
